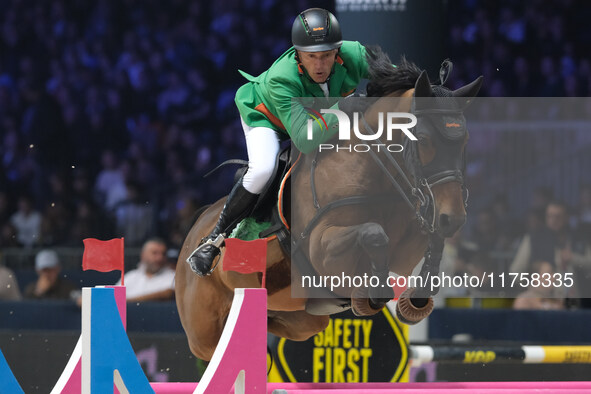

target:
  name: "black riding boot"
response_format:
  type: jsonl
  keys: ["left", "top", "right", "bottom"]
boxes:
{"left": 187, "top": 179, "right": 258, "bottom": 276}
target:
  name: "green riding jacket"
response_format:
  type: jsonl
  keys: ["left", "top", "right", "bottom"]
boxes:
{"left": 235, "top": 40, "right": 369, "bottom": 154}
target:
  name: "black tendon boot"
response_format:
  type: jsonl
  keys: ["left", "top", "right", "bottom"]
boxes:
{"left": 187, "top": 179, "right": 258, "bottom": 276}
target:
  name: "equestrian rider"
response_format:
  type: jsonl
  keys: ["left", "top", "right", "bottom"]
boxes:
{"left": 189, "top": 8, "right": 371, "bottom": 276}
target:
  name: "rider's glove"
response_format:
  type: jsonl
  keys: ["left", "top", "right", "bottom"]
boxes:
{"left": 338, "top": 93, "right": 375, "bottom": 117}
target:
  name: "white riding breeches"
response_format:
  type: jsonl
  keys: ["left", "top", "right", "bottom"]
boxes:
{"left": 241, "top": 117, "right": 281, "bottom": 194}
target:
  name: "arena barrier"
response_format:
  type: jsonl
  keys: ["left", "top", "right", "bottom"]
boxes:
{"left": 1, "top": 284, "right": 591, "bottom": 393}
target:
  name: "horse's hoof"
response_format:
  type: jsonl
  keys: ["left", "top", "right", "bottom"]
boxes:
{"left": 395, "top": 288, "right": 434, "bottom": 325}
{"left": 368, "top": 285, "right": 395, "bottom": 309}
{"left": 350, "top": 287, "right": 384, "bottom": 317}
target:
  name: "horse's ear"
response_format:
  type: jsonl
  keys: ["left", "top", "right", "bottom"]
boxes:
{"left": 452, "top": 76, "right": 483, "bottom": 98}
{"left": 414, "top": 70, "right": 432, "bottom": 97}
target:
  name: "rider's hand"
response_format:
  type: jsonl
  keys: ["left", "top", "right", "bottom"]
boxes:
{"left": 338, "top": 93, "right": 374, "bottom": 117}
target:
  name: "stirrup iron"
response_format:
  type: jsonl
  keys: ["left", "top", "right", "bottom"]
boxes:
{"left": 186, "top": 233, "right": 226, "bottom": 263}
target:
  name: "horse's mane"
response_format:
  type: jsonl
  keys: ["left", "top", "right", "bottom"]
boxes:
{"left": 365, "top": 46, "right": 422, "bottom": 97}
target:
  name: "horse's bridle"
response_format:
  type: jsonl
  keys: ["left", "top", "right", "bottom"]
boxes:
{"left": 361, "top": 106, "right": 468, "bottom": 234}
{"left": 292, "top": 101, "right": 469, "bottom": 301}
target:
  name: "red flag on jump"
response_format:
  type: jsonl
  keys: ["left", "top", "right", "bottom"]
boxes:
{"left": 223, "top": 238, "right": 267, "bottom": 288}
{"left": 82, "top": 237, "right": 125, "bottom": 274}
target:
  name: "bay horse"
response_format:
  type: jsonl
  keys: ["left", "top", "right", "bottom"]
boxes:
{"left": 176, "top": 50, "right": 482, "bottom": 361}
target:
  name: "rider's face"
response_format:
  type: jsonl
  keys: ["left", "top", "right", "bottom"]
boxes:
{"left": 298, "top": 49, "right": 338, "bottom": 83}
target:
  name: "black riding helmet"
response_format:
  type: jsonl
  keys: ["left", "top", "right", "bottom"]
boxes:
{"left": 292, "top": 8, "right": 342, "bottom": 52}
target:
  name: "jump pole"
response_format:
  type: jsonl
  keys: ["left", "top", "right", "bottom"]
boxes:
{"left": 410, "top": 344, "right": 591, "bottom": 365}
{"left": 0, "top": 282, "right": 586, "bottom": 393}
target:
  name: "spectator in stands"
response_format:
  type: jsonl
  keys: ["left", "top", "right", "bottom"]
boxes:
{"left": 71, "top": 168, "right": 94, "bottom": 207}
{"left": 68, "top": 199, "right": 108, "bottom": 245}
{"left": 468, "top": 209, "right": 503, "bottom": 253}
{"left": 490, "top": 194, "right": 520, "bottom": 248}
{"left": 113, "top": 181, "right": 154, "bottom": 246}
{"left": 0, "top": 263, "right": 22, "bottom": 300}
{"left": 530, "top": 186, "right": 554, "bottom": 212}
{"left": 574, "top": 184, "right": 591, "bottom": 230}
{"left": 0, "top": 223, "right": 20, "bottom": 248}
{"left": 39, "top": 200, "right": 72, "bottom": 246}
{"left": 24, "top": 249, "right": 77, "bottom": 299}
{"left": 10, "top": 195, "right": 42, "bottom": 247}
{"left": 511, "top": 201, "right": 590, "bottom": 272}
{"left": 115, "top": 238, "right": 175, "bottom": 302}
{"left": 95, "top": 150, "right": 126, "bottom": 211}
{"left": 525, "top": 208, "right": 546, "bottom": 233}
{"left": 167, "top": 195, "right": 200, "bottom": 248}
{"left": 513, "top": 261, "right": 566, "bottom": 310}
{"left": 510, "top": 201, "right": 591, "bottom": 301}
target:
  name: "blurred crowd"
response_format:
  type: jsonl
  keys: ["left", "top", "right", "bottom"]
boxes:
{"left": 446, "top": 0, "right": 591, "bottom": 96}
{"left": 441, "top": 187, "right": 591, "bottom": 309}
{"left": 443, "top": 0, "right": 591, "bottom": 308}
{"left": 1, "top": 1, "right": 591, "bottom": 309}
{"left": 0, "top": 0, "right": 329, "bottom": 252}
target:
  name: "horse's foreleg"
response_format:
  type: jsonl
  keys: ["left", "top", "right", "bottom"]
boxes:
{"left": 310, "top": 223, "right": 394, "bottom": 316}
{"left": 268, "top": 310, "right": 329, "bottom": 341}
{"left": 310, "top": 224, "right": 364, "bottom": 279}
{"left": 356, "top": 222, "right": 394, "bottom": 309}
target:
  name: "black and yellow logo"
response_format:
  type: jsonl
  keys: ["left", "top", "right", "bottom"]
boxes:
{"left": 269, "top": 307, "right": 409, "bottom": 383}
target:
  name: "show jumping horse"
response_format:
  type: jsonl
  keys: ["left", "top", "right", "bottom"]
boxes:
{"left": 176, "top": 50, "right": 483, "bottom": 361}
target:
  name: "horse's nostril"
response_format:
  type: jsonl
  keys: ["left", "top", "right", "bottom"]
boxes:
{"left": 438, "top": 214, "right": 466, "bottom": 237}
{"left": 439, "top": 214, "right": 450, "bottom": 229}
